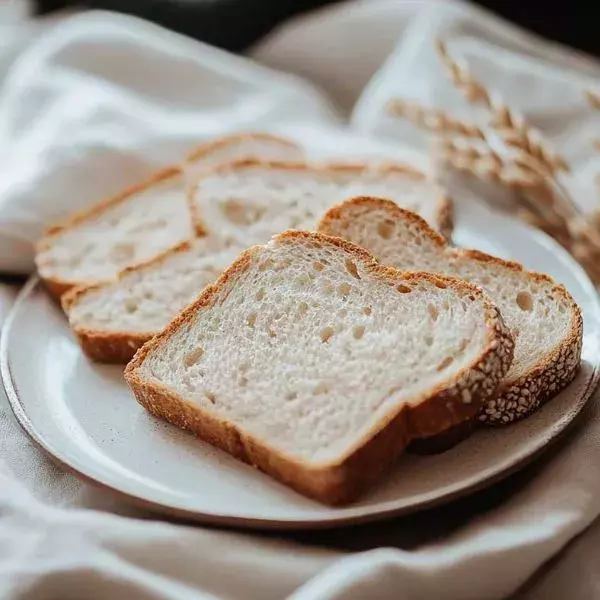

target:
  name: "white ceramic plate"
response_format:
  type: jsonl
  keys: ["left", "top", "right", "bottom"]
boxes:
{"left": 3, "top": 196, "right": 600, "bottom": 530}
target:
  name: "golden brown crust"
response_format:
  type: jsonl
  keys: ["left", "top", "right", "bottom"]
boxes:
{"left": 125, "top": 230, "right": 514, "bottom": 504}
{"left": 62, "top": 241, "right": 195, "bottom": 363}
{"left": 185, "top": 132, "right": 300, "bottom": 164}
{"left": 41, "top": 278, "right": 74, "bottom": 302}
{"left": 188, "top": 159, "right": 454, "bottom": 239}
{"left": 75, "top": 330, "right": 153, "bottom": 364}
{"left": 318, "top": 196, "right": 584, "bottom": 427}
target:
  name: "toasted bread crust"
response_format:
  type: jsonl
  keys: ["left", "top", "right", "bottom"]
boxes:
{"left": 188, "top": 159, "right": 453, "bottom": 239}
{"left": 185, "top": 132, "right": 300, "bottom": 164}
{"left": 125, "top": 230, "right": 514, "bottom": 504}
{"left": 62, "top": 241, "right": 195, "bottom": 363}
{"left": 318, "top": 196, "right": 584, "bottom": 427}
{"left": 36, "top": 133, "right": 301, "bottom": 300}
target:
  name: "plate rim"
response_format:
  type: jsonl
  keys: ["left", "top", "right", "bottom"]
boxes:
{"left": 3, "top": 270, "right": 600, "bottom": 531}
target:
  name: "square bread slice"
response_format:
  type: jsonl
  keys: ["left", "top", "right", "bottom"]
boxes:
{"left": 125, "top": 230, "right": 513, "bottom": 504}
{"left": 189, "top": 160, "right": 453, "bottom": 246}
{"left": 318, "top": 197, "right": 583, "bottom": 426}
{"left": 62, "top": 238, "right": 240, "bottom": 363}
{"left": 35, "top": 133, "right": 302, "bottom": 299}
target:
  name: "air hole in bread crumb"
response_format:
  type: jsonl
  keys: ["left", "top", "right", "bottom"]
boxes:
{"left": 223, "top": 200, "right": 264, "bottom": 225}
{"left": 296, "top": 274, "right": 311, "bottom": 286}
{"left": 424, "top": 335, "right": 433, "bottom": 346}
{"left": 259, "top": 258, "right": 275, "bottom": 272}
{"left": 436, "top": 356, "right": 454, "bottom": 371}
{"left": 339, "top": 282, "right": 351, "bottom": 296}
{"left": 206, "top": 393, "right": 216, "bottom": 404}
{"left": 377, "top": 220, "right": 395, "bottom": 239}
{"left": 298, "top": 302, "right": 309, "bottom": 315}
{"left": 397, "top": 283, "right": 411, "bottom": 293}
{"left": 313, "top": 382, "right": 329, "bottom": 394}
{"left": 345, "top": 259, "right": 361, "bottom": 279}
{"left": 247, "top": 313, "right": 257, "bottom": 327}
{"left": 363, "top": 306, "right": 372, "bottom": 315}
{"left": 268, "top": 328, "right": 277, "bottom": 338}
{"left": 239, "top": 376, "right": 248, "bottom": 387}
{"left": 124, "top": 299, "right": 138, "bottom": 313}
{"left": 339, "top": 308, "right": 348, "bottom": 318}
{"left": 256, "top": 288, "right": 265, "bottom": 301}
{"left": 320, "top": 326, "right": 334, "bottom": 343}
{"left": 275, "top": 259, "right": 291, "bottom": 271}
{"left": 516, "top": 291, "right": 533, "bottom": 312}
{"left": 183, "top": 347, "right": 205, "bottom": 367}
{"left": 110, "top": 242, "right": 135, "bottom": 263}
{"left": 353, "top": 325, "right": 365, "bottom": 340}
{"left": 286, "top": 391, "right": 297, "bottom": 401}
{"left": 428, "top": 304, "right": 439, "bottom": 321}
{"left": 458, "top": 338, "right": 468, "bottom": 352}
{"left": 313, "top": 261, "right": 325, "bottom": 272}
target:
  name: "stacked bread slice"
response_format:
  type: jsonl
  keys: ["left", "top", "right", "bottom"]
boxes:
{"left": 35, "top": 132, "right": 584, "bottom": 504}
{"left": 318, "top": 197, "right": 583, "bottom": 426}
{"left": 125, "top": 230, "right": 514, "bottom": 504}
{"left": 62, "top": 159, "right": 451, "bottom": 362}
{"left": 35, "top": 133, "right": 303, "bottom": 298}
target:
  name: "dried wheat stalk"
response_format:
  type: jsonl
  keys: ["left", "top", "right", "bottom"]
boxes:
{"left": 433, "top": 40, "right": 600, "bottom": 282}
{"left": 436, "top": 40, "right": 570, "bottom": 174}
{"left": 438, "top": 133, "right": 600, "bottom": 283}
{"left": 587, "top": 90, "right": 600, "bottom": 110}
{"left": 586, "top": 91, "right": 600, "bottom": 152}
{"left": 387, "top": 99, "right": 484, "bottom": 139}
{"left": 436, "top": 138, "right": 543, "bottom": 188}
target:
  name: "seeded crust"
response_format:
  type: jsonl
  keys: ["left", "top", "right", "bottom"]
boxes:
{"left": 125, "top": 230, "right": 514, "bottom": 504}
{"left": 318, "top": 196, "right": 584, "bottom": 428}
{"left": 35, "top": 133, "right": 301, "bottom": 301}
{"left": 61, "top": 241, "right": 196, "bottom": 364}
{"left": 188, "top": 160, "right": 453, "bottom": 240}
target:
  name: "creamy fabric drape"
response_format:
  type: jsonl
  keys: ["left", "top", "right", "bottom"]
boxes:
{"left": 2, "top": 1, "right": 600, "bottom": 598}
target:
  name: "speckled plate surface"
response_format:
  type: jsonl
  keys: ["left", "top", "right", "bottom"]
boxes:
{"left": 3, "top": 196, "right": 600, "bottom": 530}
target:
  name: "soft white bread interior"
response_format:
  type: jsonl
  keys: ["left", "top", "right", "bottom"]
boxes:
{"left": 318, "top": 197, "right": 583, "bottom": 425}
{"left": 35, "top": 133, "right": 302, "bottom": 298}
{"left": 125, "top": 230, "right": 513, "bottom": 504}
{"left": 62, "top": 237, "right": 239, "bottom": 362}
{"left": 189, "top": 160, "right": 452, "bottom": 246}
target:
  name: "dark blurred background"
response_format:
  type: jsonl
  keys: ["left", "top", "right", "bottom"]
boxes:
{"left": 35, "top": 0, "right": 596, "bottom": 58}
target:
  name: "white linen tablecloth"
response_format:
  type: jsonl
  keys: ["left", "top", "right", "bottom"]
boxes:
{"left": 2, "top": 1, "right": 600, "bottom": 598}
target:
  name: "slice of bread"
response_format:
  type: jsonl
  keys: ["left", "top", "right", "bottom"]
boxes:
{"left": 62, "top": 238, "right": 240, "bottom": 363}
{"left": 64, "top": 159, "right": 453, "bottom": 364}
{"left": 35, "top": 133, "right": 302, "bottom": 299}
{"left": 189, "top": 160, "right": 453, "bottom": 246}
{"left": 125, "top": 230, "right": 513, "bottom": 504}
{"left": 318, "top": 197, "right": 583, "bottom": 426}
